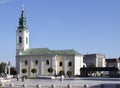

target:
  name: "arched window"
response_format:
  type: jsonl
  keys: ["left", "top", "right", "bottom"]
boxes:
{"left": 35, "top": 60, "right": 38, "bottom": 65}
{"left": 59, "top": 62, "right": 62, "bottom": 66}
{"left": 19, "top": 36, "right": 22, "bottom": 43}
{"left": 25, "top": 60, "right": 28, "bottom": 65}
{"left": 26, "top": 37, "right": 28, "bottom": 44}
{"left": 68, "top": 61, "right": 72, "bottom": 66}
{"left": 46, "top": 60, "right": 49, "bottom": 65}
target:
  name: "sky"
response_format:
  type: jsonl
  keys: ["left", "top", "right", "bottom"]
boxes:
{"left": 0, "top": 0, "right": 120, "bottom": 66}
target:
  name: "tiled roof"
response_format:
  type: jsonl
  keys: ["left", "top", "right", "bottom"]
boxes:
{"left": 20, "top": 48, "right": 81, "bottom": 56}
{"left": 21, "top": 48, "right": 53, "bottom": 55}
{"left": 52, "top": 49, "right": 81, "bottom": 55}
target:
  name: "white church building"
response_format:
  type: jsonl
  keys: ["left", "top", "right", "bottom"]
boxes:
{"left": 16, "top": 8, "right": 83, "bottom": 77}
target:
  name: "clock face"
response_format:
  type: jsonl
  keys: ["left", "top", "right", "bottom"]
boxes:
{"left": 17, "top": 44, "right": 22, "bottom": 49}
{"left": 19, "top": 30, "right": 22, "bottom": 32}
{"left": 17, "top": 43, "right": 21, "bottom": 46}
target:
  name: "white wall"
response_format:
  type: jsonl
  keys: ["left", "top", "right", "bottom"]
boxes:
{"left": 74, "top": 55, "right": 83, "bottom": 75}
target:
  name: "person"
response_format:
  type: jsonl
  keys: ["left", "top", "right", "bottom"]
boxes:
{"left": 17, "top": 74, "right": 19, "bottom": 81}
{"left": 61, "top": 75, "right": 64, "bottom": 82}
{"left": 21, "top": 76, "right": 24, "bottom": 82}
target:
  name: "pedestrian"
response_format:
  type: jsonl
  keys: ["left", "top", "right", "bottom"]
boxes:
{"left": 21, "top": 76, "right": 24, "bottom": 82}
{"left": 61, "top": 75, "right": 64, "bottom": 82}
{"left": 17, "top": 74, "right": 19, "bottom": 81}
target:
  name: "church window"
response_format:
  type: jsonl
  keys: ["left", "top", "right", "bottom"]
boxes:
{"left": 19, "top": 37, "right": 22, "bottom": 43}
{"left": 59, "top": 62, "right": 62, "bottom": 66}
{"left": 19, "top": 30, "right": 22, "bottom": 33}
{"left": 46, "top": 60, "right": 49, "bottom": 65}
{"left": 26, "top": 37, "right": 28, "bottom": 44}
{"left": 35, "top": 60, "right": 38, "bottom": 65}
{"left": 25, "top": 60, "right": 28, "bottom": 65}
{"left": 68, "top": 61, "right": 72, "bottom": 66}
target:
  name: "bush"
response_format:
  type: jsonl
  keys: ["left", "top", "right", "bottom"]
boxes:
{"left": 66, "top": 71, "right": 72, "bottom": 77}
{"left": 59, "top": 70, "right": 65, "bottom": 76}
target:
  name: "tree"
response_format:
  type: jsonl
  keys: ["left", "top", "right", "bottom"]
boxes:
{"left": 31, "top": 68, "right": 37, "bottom": 77}
{"left": 66, "top": 71, "right": 72, "bottom": 77}
{"left": 48, "top": 67, "right": 53, "bottom": 75}
{"left": 10, "top": 67, "right": 17, "bottom": 75}
{"left": 89, "top": 64, "right": 95, "bottom": 67}
{"left": 0, "top": 62, "right": 6, "bottom": 73}
{"left": 59, "top": 70, "right": 65, "bottom": 76}
{"left": 22, "top": 68, "right": 27, "bottom": 74}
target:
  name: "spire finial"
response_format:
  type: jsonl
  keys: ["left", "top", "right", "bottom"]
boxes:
{"left": 22, "top": 4, "right": 24, "bottom": 11}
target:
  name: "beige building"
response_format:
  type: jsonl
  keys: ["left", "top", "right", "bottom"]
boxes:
{"left": 16, "top": 8, "right": 83, "bottom": 77}
{"left": 83, "top": 54, "right": 106, "bottom": 67}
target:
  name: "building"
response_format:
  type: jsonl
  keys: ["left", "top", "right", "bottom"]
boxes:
{"left": 83, "top": 54, "right": 106, "bottom": 67}
{"left": 106, "top": 58, "right": 120, "bottom": 70}
{"left": 16, "top": 8, "right": 83, "bottom": 77}
{"left": 105, "top": 58, "right": 120, "bottom": 77}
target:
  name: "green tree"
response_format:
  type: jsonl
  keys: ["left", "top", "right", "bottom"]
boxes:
{"left": 31, "top": 68, "right": 37, "bottom": 77}
{"left": 48, "top": 67, "right": 53, "bottom": 75}
{"left": 10, "top": 67, "right": 17, "bottom": 75}
{"left": 66, "top": 71, "right": 72, "bottom": 77}
{"left": 59, "top": 70, "right": 65, "bottom": 76}
{"left": 89, "top": 64, "right": 95, "bottom": 67}
{"left": 22, "top": 68, "right": 27, "bottom": 74}
{"left": 0, "top": 62, "right": 6, "bottom": 73}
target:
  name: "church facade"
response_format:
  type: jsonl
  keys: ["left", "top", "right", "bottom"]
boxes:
{"left": 16, "top": 8, "right": 83, "bottom": 77}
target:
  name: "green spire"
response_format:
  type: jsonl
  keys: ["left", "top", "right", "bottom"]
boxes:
{"left": 18, "top": 5, "right": 28, "bottom": 30}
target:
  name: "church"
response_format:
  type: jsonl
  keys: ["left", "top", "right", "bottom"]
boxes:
{"left": 16, "top": 7, "right": 83, "bottom": 77}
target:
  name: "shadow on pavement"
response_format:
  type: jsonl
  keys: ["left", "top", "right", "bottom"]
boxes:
{"left": 91, "top": 83, "right": 120, "bottom": 88}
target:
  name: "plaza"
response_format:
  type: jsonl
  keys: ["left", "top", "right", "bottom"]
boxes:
{"left": 1, "top": 77, "right": 120, "bottom": 88}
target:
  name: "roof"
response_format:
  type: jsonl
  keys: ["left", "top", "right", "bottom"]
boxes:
{"left": 20, "top": 48, "right": 53, "bottom": 55}
{"left": 106, "top": 58, "right": 118, "bottom": 62}
{"left": 17, "top": 8, "right": 28, "bottom": 30}
{"left": 20, "top": 48, "right": 82, "bottom": 56}
{"left": 52, "top": 49, "right": 81, "bottom": 55}
{"left": 84, "top": 53, "right": 105, "bottom": 59}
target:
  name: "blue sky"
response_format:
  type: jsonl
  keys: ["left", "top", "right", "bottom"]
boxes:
{"left": 0, "top": 0, "right": 120, "bottom": 66}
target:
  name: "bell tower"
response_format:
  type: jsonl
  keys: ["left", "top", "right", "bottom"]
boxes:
{"left": 16, "top": 6, "right": 29, "bottom": 55}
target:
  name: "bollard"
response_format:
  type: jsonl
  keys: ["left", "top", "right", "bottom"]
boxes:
{"left": 36, "top": 84, "right": 41, "bottom": 88}
{"left": 51, "top": 84, "right": 56, "bottom": 88}
{"left": 116, "top": 84, "right": 120, "bottom": 88}
{"left": 0, "top": 83, "right": 4, "bottom": 87}
{"left": 84, "top": 84, "right": 89, "bottom": 88}
{"left": 10, "top": 84, "right": 14, "bottom": 88}
{"left": 67, "top": 84, "right": 72, "bottom": 88}
{"left": 100, "top": 84, "right": 104, "bottom": 88}
{"left": 22, "top": 84, "right": 27, "bottom": 88}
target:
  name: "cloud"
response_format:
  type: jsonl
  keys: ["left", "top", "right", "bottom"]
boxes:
{"left": 0, "top": 0, "right": 17, "bottom": 4}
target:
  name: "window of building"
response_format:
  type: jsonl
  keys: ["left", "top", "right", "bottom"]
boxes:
{"left": 19, "top": 30, "right": 22, "bottom": 33}
{"left": 26, "top": 37, "right": 28, "bottom": 44}
{"left": 68, "top": 61, "right": 72, "bottom": 66}
{"left": 25, "top": 60, "right": 28, "bottom": 65}
{"left": 35, "top": 60, "right": 38, "bottom": 65}
{"left": 19, "top": 36, "right": 22, "bottom": 43}
{"left": 59, "top": 62, "right": 62, "bottom": 66}
{"left": 46, "top": 60, "right": 49, "bottom": 65}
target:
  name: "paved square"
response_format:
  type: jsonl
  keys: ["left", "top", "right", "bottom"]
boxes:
{"left": 2, "top": 77, "right": 120, "bottom": 88}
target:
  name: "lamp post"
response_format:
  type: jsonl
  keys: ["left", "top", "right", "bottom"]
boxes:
{"left": 7, "top": 61, "right": 11, "bottom": 78}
